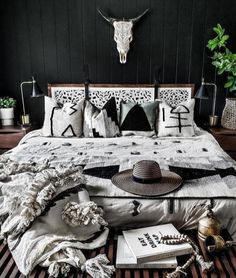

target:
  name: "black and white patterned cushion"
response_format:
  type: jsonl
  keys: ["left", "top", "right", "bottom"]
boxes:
{"left": 83, "top": 97, "right": 120, "bottom": 138}
{"left": 42, "top": 96, "right": 84, "bottom": 137}
{"left": 157, "top": 99, "right": 195, "bottom": 137}
{"left": 120, "top": 101, "right": 159, "bottom": 136}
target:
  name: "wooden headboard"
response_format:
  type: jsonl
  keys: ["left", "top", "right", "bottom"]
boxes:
{"left": 48, "top": 83, "right": 194, "bottom": 109}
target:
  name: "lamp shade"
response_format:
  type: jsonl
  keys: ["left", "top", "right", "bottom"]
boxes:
{"left": 195, "top": 84, "right": 209, "bottom": 99}
{"left": 31, "top": 76, "right": 44, "bottom": 97}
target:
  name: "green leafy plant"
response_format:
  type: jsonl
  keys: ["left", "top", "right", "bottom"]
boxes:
{"left": 0, "top": 97, "right": 16, "bottom": 108}
{"left": 207, "top": 23, "right": 236, "bottom": 94}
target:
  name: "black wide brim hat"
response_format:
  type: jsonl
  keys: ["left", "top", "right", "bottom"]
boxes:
{"left": 112, "top": 169, "right": 183, "bottom": 197}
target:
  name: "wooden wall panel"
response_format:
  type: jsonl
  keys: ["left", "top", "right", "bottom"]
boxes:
{"left": 96, "top": 0, "right": 111, "bottom": 83}
{"left": 175, "top": 0, "right": 194, "bottom": 84}
{"left": 54, "top": 0, "right": 72, "bottom": 82}
{"left": 0, "top": 1, "right": 6, "bottom": 94}
{"left": 68, "top": 0, "right": 84, "bottom": 83}
{"left": 136, "top": 0, "right": 151, "bottom": 84}
{"left": 123, "top": 0, "right": 138, "bottom": 84}
{"left": 189, "top": 0, "right": 207, "bottom": 85}
{"left": 149, "top": 0, "right": 165, "bottom": 84}
{"left": 161, "top": 0, "right": 179, "bottom": 83}
{"left": 1, "top": 0, "right": 236, "bottom": 124}
{"left": 0, "top": 2, "right": 19, "bottom": 98}
{"left": 40, "top": 0, "right": 58, "bottom": 86}
{"left": 109, "top": 0, "right": 124, "bottom": 83}
{"left": 82, "top": 0, "right": 97, "bottom": 82}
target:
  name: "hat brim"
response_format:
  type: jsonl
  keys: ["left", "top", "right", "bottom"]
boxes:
{"left": 111, "top": 169, "right": 183, "bottom": 197}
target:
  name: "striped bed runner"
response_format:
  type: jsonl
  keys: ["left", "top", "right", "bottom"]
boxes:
{"left": 0, "top": 230, "right": 235, "bottom": 278}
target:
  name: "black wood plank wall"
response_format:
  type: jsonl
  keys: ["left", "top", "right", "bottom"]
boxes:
{"left": 0, "top": 0, "right": 236, "bottom": 125}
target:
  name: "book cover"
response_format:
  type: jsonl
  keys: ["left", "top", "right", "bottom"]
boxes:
{"left": 116, "top": 236, "right": 177, "bottom": 269}
{"left": 123, "top": 223, "right": 192, "bottom": 263}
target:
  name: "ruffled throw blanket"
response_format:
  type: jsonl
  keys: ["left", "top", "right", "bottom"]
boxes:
{"left": 0, "top": 156, "right": 115, "bottom": 277}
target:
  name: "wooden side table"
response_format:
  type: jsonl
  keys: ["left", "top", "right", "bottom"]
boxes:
{"left": 209, "top": 127, "right": 236, "bottom": 160}
{"left": 0, "top": 125, "right": 31, "bottom": 154}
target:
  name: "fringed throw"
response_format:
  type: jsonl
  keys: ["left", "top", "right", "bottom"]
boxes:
{"left": 0, "top": 156, "right": 48, "bottom": 181}
{"left": 1, "top": 163, "right": 85, "bottom": 239}
{"left": 62, "top": 201, "right": 108, "bottom": 227}
{"left": 46, "top": 248, "right": 114, "bottom": 278}
{"left": 48, "top": 262, "right": 71, "bottom": 277}
{"left": 0, "top": 157, "right": 113, "bottom": 278}
{"left": 81, "top": 254, "right": 115, "bottom": 278}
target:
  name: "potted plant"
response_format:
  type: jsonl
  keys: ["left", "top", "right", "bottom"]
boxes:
{"left": 207, "top": 23, "right": 236, "bottom": 129}
{"left": 0, "top": 97, "right": 16, "bottom": 126}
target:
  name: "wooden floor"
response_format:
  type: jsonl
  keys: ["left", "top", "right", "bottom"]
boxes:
{"left": 0, "top": 230, "right": 236, "bottom": 278}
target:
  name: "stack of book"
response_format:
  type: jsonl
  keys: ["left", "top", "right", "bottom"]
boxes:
{"left": 116, "top": 223, "right": 193, "bottom": 269}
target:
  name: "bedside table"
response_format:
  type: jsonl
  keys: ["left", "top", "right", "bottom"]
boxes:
{"left": 0, "top": 125, "right": 31, "bottom": 154}
{"left": 209, "top": 127, "right": 236, "bottom": 160}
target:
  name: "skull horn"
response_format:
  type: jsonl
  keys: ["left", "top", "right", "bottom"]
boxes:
{"left": 97, "top": 9, "right": 116, "bottom": 24}
{"left": 130, "top": 8, "right": 149, "bottom": 24}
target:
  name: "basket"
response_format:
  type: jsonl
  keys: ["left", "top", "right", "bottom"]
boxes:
{"left": 221, "top": 98, "right": 236, "bottom": 130}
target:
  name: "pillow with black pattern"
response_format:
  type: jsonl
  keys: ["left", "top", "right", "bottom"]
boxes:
{"left": 157, "top": 99, "right": 195, "bottom": 137}
{"left": 42, "top": 96, "right": 84, "bottom": 137}
{"left": 83, "top": 97, "right": 120, "bottom": 138}
{"left": 120, "top": 101, "right": 159, "bottom": 136}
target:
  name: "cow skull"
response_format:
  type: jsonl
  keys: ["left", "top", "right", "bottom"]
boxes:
{"left": 98, "top": 9, "right": 149, "bottom": 64}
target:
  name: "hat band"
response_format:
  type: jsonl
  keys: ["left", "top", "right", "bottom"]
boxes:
{"left": 132, "top": 175, "right": 162, "bottom": 184}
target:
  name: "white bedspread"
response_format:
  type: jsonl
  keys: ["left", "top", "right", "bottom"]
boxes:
{"left": 2, "top": 129, "right": 236, "bottom": 238}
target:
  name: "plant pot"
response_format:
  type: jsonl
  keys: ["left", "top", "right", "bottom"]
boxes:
{"left": 221, "top": 98, "right": 236, "bottom": 130}
{"left": 0, "top": 107, "right": 14, "bottom": 126}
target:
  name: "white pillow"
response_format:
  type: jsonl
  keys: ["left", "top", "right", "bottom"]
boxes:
{"left": 157, "top": 99, "right": 195, "bottom": 137}
{"left": 42, "top": 96, "right": 84, "bottom": 137}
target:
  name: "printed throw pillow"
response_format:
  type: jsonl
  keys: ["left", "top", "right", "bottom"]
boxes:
{"left": 120, "top": 101, "right": 159, "bottom": 136}
{"left": 83, "top": 97, "right": 120, "bottom": 138}
{"left": 157, "top": 99, "right": 195, "bottom": 137}
{"left": 42, "top": 96, "right": 84, "bottom": 137}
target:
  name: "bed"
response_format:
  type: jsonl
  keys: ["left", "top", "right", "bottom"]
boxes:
{"left": 0, "top": 83, "right": 236, "bottom": 277}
